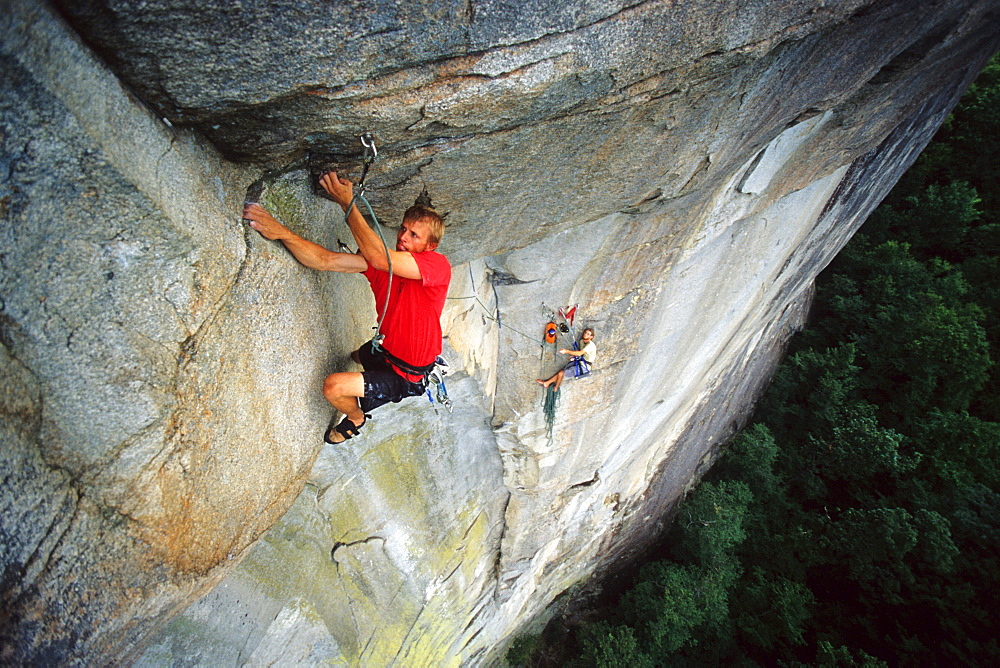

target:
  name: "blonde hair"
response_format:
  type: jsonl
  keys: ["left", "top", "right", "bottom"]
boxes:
{"left": 403, "top": 204, "right": 445, "bottom": 245}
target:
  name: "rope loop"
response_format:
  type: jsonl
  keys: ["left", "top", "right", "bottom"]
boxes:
{"left": 340, "top": 133, "right": 392, "bottom": 353}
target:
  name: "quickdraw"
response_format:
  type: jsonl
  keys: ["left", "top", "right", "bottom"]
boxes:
{"left": 356, "top": 131, "right": 377, "bottom": 195}
{"left": 425, "top": 356, "right": 453, "bottom": 414}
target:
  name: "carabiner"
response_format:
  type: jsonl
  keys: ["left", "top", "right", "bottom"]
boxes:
{"left": 357, "top": 132, "right": 377, "bottom": 194}
{"left": 360, "top": 132, "right": 378, "bottom": 161}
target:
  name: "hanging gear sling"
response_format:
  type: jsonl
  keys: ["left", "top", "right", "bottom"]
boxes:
{"left": 425, "top": 356, "right": 453, "bottom": 414}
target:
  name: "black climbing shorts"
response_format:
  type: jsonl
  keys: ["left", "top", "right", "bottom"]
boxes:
{"left": 356, "top": 342, "right": 427, "bottom": 413}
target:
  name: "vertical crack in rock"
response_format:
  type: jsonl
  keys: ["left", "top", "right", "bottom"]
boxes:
{"left": 330, "top": 535, "right": 392, "bottom": 661}
{"left": 329, "top": 571, "right": 364, "bottom": 655}
{"left": 14, "top": 487, "right": 81, "bottom": 610}
{"left": 392, "top": 599, "right": 429, "bottom": 666}
{"left": 358, "top": 629, "right": 379, "bottom": 665}
{"left": 76, "top": 419, "right": 168, "bottom": 490}
{"left": 461, "top": 623, "right": 485, "bottom": 654}
{"left": 736, "top": 148, "right": 768, "bottom": 193}
{"left": 490, "top": 491, "right": 512, "bottom": 600}
{"left": 165, "top": 174, "right": 270, "bottom": 352}
{"left": 461, "top": 509, "right": 487, "bottom": 541}
{"left": 234, "top": 607, "right": 259, "bottom": 667}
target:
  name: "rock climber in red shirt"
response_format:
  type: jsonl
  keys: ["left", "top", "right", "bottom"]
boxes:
{"left": 243, "top": 171, "right": 451, "bottom": 444}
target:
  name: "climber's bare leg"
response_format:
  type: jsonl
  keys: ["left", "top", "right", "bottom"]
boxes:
{"left": 536, "top": 369, "right": 565, "bottom": 390}
{"left": 552, "top": 369, "right": 566, "bottom": 391}
{"left": 323, "top": 371, "right": 366, "bottom": 443}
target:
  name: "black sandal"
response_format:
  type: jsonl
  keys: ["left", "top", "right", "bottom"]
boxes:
{"left": 324, "top": 414, "right": 370, "bottom": 444}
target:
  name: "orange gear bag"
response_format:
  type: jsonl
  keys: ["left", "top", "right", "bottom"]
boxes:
{"left": 544, "top": 321, "right": 558, "bottom": 344}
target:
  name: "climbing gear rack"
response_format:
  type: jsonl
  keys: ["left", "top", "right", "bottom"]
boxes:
{"left": 425, "top": 356, "right": 453, "bottom": 414}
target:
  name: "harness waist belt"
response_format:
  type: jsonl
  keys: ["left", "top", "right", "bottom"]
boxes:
{"left": 380, "top": 346, "right": 437, "bottom": 378}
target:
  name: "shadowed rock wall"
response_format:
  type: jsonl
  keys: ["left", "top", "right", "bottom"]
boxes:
{"left": 2, "top": 0, "right": 998, "bottom": 664}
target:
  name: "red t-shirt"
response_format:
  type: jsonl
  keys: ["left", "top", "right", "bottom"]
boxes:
{"left": 363, "top": 250, "right": 451, "bottom": 382}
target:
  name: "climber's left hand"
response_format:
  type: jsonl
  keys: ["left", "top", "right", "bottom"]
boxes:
{"left": 243, "top": 203, "right": 290, "bottom": 240}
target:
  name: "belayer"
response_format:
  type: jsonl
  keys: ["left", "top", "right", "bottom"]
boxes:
{"left": 244, "top": 171, "right": 451, "bottom": 444}
{"left": 536, "top": 327, "right": 596, "bottom": 392}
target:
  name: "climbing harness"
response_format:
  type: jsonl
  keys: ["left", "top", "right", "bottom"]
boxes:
{"left": 377, "top": 344, "right": 437, "bottom": 378}
{"left": 557, "top": 304, "right": 589, "bottom": 378}
{"left": 569, "top": 340, "right": 592, "bottom": 379}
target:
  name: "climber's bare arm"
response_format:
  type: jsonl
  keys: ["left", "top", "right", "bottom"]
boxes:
{"left": 319, "top": 171, "right": 423, "bottom": 280}
{"left": 244, "top": 203, "right": 368, "bottom": 273}
{"left": 559, "top": 348, "right": 586, "bottom": 356}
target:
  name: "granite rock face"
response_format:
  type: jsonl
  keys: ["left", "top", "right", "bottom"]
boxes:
{"left": 2, "top": 0, "right": 998, "bottom": 664}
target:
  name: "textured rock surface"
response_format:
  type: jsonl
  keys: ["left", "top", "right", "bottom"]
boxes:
{"left": 2, "top": 0, "right": 998, "bottom": 664}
